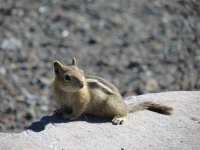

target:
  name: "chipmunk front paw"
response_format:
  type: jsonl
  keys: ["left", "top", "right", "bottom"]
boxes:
{"left": 54, "top": 108, "right": 64, "bottom": 116}
{"left": 54, "top": 107, "right": 72, "bottom": 116}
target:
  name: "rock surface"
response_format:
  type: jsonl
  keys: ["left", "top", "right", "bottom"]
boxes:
{"left": 0, "top": 91, "right": 200, "bottom": 150}
{"left": 1, "top": 0, "right": 200, "bottom": 132}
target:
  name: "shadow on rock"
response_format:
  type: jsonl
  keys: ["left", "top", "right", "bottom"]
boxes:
{"left": 27, "top": 113, "right": 110, "bottom": 132}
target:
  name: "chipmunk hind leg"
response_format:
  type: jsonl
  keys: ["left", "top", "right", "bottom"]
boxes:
{"left": 104, "top": 95, "right": 128, "bottom": 125}
{"left": 112, "top": 116, "right": 127, "bottom": 125}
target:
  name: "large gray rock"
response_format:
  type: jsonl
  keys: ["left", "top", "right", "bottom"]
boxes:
{"left": 0, "top": 91, "right": 200, "bottom": 150}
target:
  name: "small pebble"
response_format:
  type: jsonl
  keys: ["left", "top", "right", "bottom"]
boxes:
{"left": 1, "top": 38, "right": 22, "bottom": 50}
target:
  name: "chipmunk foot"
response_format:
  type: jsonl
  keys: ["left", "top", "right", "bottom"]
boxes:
{"left": 112, "top": 116, "right": 127, "bottom": 125}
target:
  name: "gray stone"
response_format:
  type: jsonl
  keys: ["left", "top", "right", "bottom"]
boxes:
{"left": 0, "top": 91, "right": 200, "bottom": 150}
{"left": 1, "top": 38, "right": 22, "bottom": 50}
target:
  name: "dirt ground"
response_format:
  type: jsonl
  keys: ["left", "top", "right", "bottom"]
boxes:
{"left": 0, "top": 0, "right": 200, "bottom": 132}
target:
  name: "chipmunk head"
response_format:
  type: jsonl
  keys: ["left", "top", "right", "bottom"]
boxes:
{"left": 53, "top": 57, "right": 85, "bottom": 92}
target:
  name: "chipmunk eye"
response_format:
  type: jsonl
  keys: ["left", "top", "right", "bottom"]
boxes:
{"left": 64, "top": 75, "right": 71, "bottom": 81}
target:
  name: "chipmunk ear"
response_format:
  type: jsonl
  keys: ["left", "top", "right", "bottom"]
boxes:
{"left": 53, "top": 60, "right": 64, "bottom": 75}
{"left": 72, "top": 57, "right": 77, "bottom": 66}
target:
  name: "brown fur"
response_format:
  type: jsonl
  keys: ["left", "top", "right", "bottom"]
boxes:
{"left": 128, "top": 101, "right": 173, "bottom": 115}
{"left": 52, "top": 58, "right": 173, "bottom": 125}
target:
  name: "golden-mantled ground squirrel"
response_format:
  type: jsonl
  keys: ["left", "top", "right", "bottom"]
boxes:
{"left": 52, "top": 58, "right": 173, "bottom": 125}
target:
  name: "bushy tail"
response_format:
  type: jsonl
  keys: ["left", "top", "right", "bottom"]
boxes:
{"left": 128, "top": 101, "right": 173, "bottom": 115}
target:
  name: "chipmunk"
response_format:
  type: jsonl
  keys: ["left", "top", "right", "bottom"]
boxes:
{"left": 52, "top": 58, "right": 173, "bottom": 125}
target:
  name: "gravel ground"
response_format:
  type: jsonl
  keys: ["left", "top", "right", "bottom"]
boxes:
{"left": 0, "top": 0, "right": 200, "bottom": 132}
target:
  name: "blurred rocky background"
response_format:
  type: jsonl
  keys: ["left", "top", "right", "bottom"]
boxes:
{"left": 0, "top": 0, "right": 199, "bottom": 132}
